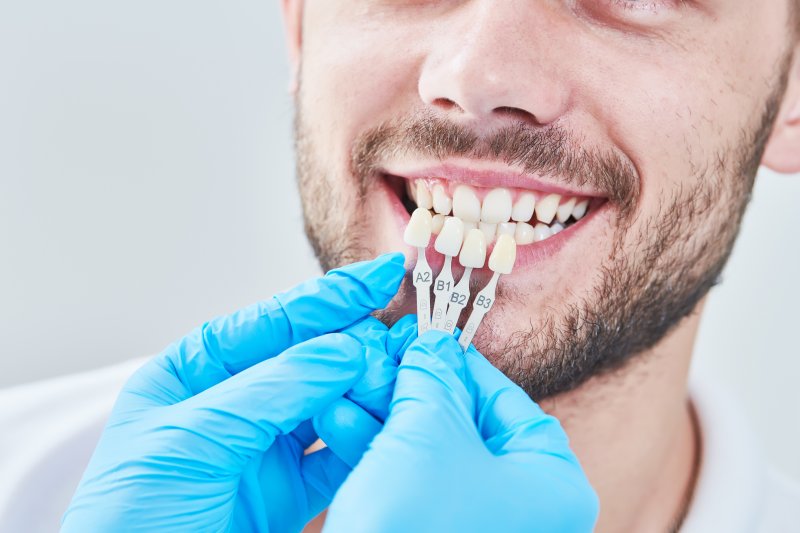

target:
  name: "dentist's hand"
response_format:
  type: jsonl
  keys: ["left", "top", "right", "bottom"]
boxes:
{"left": 61, "top": 254, "right": 405, "bottom": 533}
{"left": 322, "top": 330, "right": 599, "bottom": 533}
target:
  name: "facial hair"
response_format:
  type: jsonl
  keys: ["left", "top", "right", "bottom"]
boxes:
{"left": 292, "top": 72, "right": 787, "bottom": 401}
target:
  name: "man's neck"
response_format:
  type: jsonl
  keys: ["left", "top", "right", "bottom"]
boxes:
{"left": 540, "top": 306, "right": 703, "bottom": 532}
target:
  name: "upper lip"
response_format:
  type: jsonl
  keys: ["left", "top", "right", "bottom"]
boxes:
{"left": 380, "top": 158, "right": 608, "bottom": 198}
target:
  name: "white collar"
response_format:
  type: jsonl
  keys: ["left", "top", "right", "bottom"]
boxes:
{"left": 680, "top": 376, "right": 767, "bottom": 532}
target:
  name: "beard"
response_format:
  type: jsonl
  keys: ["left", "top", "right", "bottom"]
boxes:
{"left": 292, "top": 76, "right": 786, "bottom": 401}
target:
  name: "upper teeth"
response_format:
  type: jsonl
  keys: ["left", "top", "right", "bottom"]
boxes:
{"left": 407, "top": 179, "right": 591, "bottom": 245}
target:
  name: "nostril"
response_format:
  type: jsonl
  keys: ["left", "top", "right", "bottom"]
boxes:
{"left": 432, "top": 97, "right": 463, "bottom": 112}
{"left": 494, "top": 106, "right": 540, "bottom": 126}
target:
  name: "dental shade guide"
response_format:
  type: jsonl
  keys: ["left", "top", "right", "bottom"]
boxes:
{"left": 443, "top": 229, "right": 487, "bottom": 335}
{"left": 431, "top": 217, "right": 465, "bottom": 330}
{"left": 457, "top": 234, "right": 517, "bottom": 352}
{"left": 404, "top": 208, "right": 434, "bottom": 335}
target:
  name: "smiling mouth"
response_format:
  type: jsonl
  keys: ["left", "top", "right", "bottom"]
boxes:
{"left": 384, "top": 172, "right": 606, "bottom": 246}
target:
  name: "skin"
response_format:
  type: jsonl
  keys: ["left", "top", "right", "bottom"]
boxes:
{"left": 282, "top": 1, "right": 800, "bottom": 531}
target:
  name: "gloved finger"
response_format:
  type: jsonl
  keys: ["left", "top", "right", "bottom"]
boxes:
{"left": 313, "top": 397, "right": 383, "bottom": 468}
{"left": 121, "top": 253, "right": 405, "bottom": 406}
{"left": 383, "top": 330, "right": 479, "bottom": 447}
{"left": 340, "top": 317, "right": 397, "bottom": 421}
{"left": 302, "top": 447, "right": 353, "bottom": 517}
{"left": 162, "top": 333, "right": 367, "bottom": 471}
{"left": 463, "top": 346, "right": 572, "bottom": 457}
{"left": 384, "top": 314, "right": 419, "bottom": 364}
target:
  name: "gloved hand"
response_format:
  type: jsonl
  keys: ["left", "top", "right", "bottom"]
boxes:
{"left": 320, "top": 329, "right": 599, "bottom": 533}
{"left": 61, "top": 253, "right": 406, "bottom": 533}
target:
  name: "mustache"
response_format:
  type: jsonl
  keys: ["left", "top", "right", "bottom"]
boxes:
{"left": 351, "top": 111, "right": 639, "bottom": 212}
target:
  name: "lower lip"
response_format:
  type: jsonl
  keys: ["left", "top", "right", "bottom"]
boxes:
{"left": 379, "top": 174, "right": 608, "bottom": 273}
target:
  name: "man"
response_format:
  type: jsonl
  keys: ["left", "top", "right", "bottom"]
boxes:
{"left": 7, "top": 1, "right": 800, "bottom": 531}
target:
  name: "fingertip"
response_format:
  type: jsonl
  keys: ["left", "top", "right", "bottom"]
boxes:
{"left": 402, "top": 330, "right": 466, "bottom": 376}
{"left": 313, "top": 398, "right": 382, "bottom": 468}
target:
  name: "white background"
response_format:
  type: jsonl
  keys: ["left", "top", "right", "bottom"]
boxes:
{"left": 1, "top": 1, "right": 798, "bottom": 480}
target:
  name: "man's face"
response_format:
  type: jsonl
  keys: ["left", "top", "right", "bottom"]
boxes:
{"left": 291, "top": 1, "right": 794, "bottom": 399}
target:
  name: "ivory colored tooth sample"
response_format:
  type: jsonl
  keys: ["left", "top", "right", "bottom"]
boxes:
{"left": 459, "top": 229, "right": 487, "bottom": 268}
{"left": 488, "top": 234, "right": 517, "bottom": 274}
{"left": 432, "top": 184, "right": 452, "bottom": 215}
{"left": 434, "top": 217, "right": 465, "bottom": 257}
{"left": 511, "top": 192, "right": 536, "bottom": 222}
{"left": 480, "top": 188, "right": 512, "bottom": 224}
{"left": 431, "top": 213, "right": 445, "bottom": 234}
{"left": 572, "top": 199, "right": 589, "bottom": 220}
{"left": 533, "top": 223, "right": 553, "bottom": 242}
{"left": 556, "top": 197, "right": 577, "bottom": 224}
{"left": 415, "top": 181, "right": 433, "bottom": 210}
{"left": 514, "top": 221, "right": 535, "bottom": 245}
{"left": 497, "top": 222, "right": 517, "bottom": 237}
{"left": 535, "top": 193, "right": 561, "bottom": 224}
{"left": 452, "top": 185, "right": 481, "bottom": 222}
{"left": 404, "top": 208, "right": 433, "bottom": 247}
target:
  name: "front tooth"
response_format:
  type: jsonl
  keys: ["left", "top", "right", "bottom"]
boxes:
{"left": 431, "top": 213, "right": 445, "bottom": 234}
{"left": 404, "top": 208, "right": 433, "bottom": 247}
{"left": 452, "top": 185, "right": 481, "bottom": 222}
{"left": 497, "top": 222, "right": 516, "bottom": 237}
{"left": 535, "top": 194, "right": 560, "bottom": 224}
{"left": 572, "top": 199, "right": 589, "bottom": 220}
{"left": 511, "top": 192, "right": 536, "bottom": 222}
{"left": 435, "top": 216, "right": 464, "bottom": 256}
{"left": 488, "top": 234, "right": 517, "bottom": 275}
{"left": 416, "top": 181, "right": 433, "bottom": 210}
{"left": 462, "top": 220, "right": 478, "bottom": 234}
{"left": 479, "top": 222, "right": 497, "bottom": 245}
{"left": 533, "top": 223, "right": 553, "bottom": 242}
{"left": 459, "top": 229, "right": 487, "bottom": 268}
{"left": 480, "top": 188, "right": 512, "bottom": 224}
{"left": 514, "top": 221, "right": 535, "bottom": 245}
{"left": 556, "top": 198, "right": 576, "bottom": 224}
{"left": 432, "top": 184, "right": 452, "bottom": 215}
{"left": 550, "top": 222, "right": 565, "bottom": 235}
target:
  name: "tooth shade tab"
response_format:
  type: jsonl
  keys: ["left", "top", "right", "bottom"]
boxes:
{"left": 497, "top": 222, "right": 516, "bottom": 237}
{"left": 511, "top": 192, "right": 536, "bottom": 222}
{"left": 535, "top": 193, "right": 561, "bottom": 225}
{"left": 431, "top": 213, "right": 445, "bottom": 234}
{"left": 453, "top": 185, "right": 481, "bottom": 222}
{"left": 556, "top": 197, "right": 577, "bottom": 224}
{"left": 404, "top": 208, "right": 433, "bottom": 247}
{"left": 462, "top": 220, "right": 478, "bottom": 235}
{"left": 435, "top": 217, "right": 465, "bottom": 256}
{"left": 480, "top": 188, "right": 512, "bottom": 224}
{"left": 489, "top": 234, "right": 517, "bottom": 274}
{"left": 514, "top": 222, "right": 535, "bottom": 245}
{"left": 459, "top": 229, "right": 487, "bottom": 268}
{"left": 432, "top": 184, "right": 452, "bottom": 215}
{"left": 415, "top": 181, "right": 433, "bottom": 210}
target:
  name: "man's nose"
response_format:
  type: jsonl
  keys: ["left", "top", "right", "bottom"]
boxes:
{"left": 417, "top": 1, "right": 572, "bottom": 128}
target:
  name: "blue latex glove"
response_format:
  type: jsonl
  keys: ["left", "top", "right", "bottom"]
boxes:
{"left": 61, "top": 253, "right": 406, "bottom": 533}
{"left": 320, "top": 329, "right": 599, "bottom": 533}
